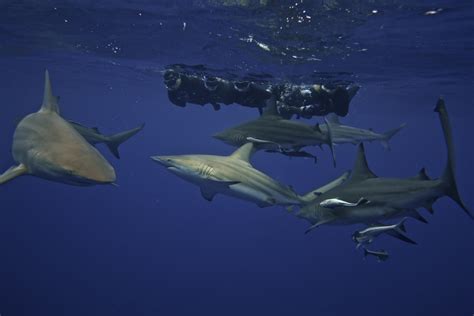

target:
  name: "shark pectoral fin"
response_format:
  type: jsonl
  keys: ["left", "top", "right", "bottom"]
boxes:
{"left": 384, "top": 230, "right": 417, "bottom": 245}
{"left": 304, "top": 219, "right": 332, "bottom": 234}
{"left": 204, "top": 179, "right": 240, "bottom": 189}
{"left": 200, "top": 179, "right": 240, "bottom": 202}
{"left": 200, "top": 187, "right": 217, "bottom": 202}
{"left": 257, "top": 197, "right": 276, "bottom": 208}
{"left": 0, "top": 164, "right": 28, "bottom": 184}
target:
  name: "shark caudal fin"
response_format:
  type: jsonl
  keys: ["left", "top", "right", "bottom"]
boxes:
{"left": 381, "top": 123, "right": 406, "bottom": 151}
{"left": 435, "top": 97, "right": 472, "bottom": 219}
{"left": 106, "top": 123, "right": 145, "bottom": 159}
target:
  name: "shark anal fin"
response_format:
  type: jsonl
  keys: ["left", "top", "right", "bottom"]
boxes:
{"left": 407, "top": 209, "right": 428, "bottom": 224}
{"left": 384, "top": 229, "right": 417, "bottom": 245}
{"left": 0, "top": 164, "right": 28, "bottom": 185}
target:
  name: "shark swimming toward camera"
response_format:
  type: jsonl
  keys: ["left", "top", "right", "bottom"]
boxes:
{"left": 298, "top": 98, "right": 471, "bottom": 234}
{"left": 68, "top": 121, "right": 145, "bottom": 159}
{"left": 0, "top": 70, "right": 116, "bottom": 186}
{"left": 213, "top": 100, "right": 337, "bottom": 166}
{"left": 151, "top": 143, "right": 349, "bottom": 208}
{"left": 321, "top": 113, "right": 406, "bottom": 150}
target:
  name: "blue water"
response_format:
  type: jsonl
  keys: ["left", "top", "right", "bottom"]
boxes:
{"left": 0, "top": 1, "right": 473, "bottom": 315}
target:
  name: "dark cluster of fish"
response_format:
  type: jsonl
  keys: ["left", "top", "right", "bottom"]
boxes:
{"left": 0, "top": 70, "right": 470, "bottom": 262}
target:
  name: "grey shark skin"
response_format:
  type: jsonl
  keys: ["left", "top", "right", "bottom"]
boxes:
{"left": 68, "top": 121, "right": 145, "bottom": 159}
{"left": 321, "top": 114, "right": 406, "bottom": 150}
{"left": 213, "top": 100, "right": 337, "bottom": 165}
{"left": 0, "top": 70, "right": 116, "bottom": 186}
{"left": 151, "top": 143, "right": 324, "bottom": 208}
{"left": 298, "top": 98, "right": 471, "bottom": 233}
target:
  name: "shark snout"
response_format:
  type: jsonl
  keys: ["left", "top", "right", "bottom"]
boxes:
{"left": 212, "top": 131, "right": 227, "bottom": 141}
{"left": 150, "top": 155, "right": 175, "bottom": 168}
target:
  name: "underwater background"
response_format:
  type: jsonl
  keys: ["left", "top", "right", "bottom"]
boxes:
{"left": 0, "top": 0, "right": 473, "bottom": 315}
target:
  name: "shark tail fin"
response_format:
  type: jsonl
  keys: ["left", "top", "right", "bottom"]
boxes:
{"left": 435, "top": 98, "right": 472, "bottom": 219}
{"left": 106, "top": 123, "right": 145, "bottom": 159}
{"left": 0, "top": 164, "right": 28, "bottom": 185}
{"left": 323, "top": 117, "right": 336, "bottom": 167}
{"left": 397, "top": 217, "right": 408, "bottom": 233}
{"left": 380, "top": 123, "right": 406, "bottom": 151}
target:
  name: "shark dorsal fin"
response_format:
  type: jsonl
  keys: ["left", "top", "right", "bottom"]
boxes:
{"left": 325, "top": 113, "right": 340, "bottom": 125}
{"left": 229, "top": 142, "right": 256, "bottom": 162}
{"left": 350, "top": 143, "right": 377, "bottom": 182}
{"left": 261, "top": 99, "right": 280, "bottom": 118}
{"left": 40, "top": 70, "right": 60, "bottom": 114}
{"left": 411, "top": 167, "right": 430, "bottom": 181}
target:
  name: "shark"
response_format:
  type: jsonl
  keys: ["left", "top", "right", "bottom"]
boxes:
{"left": 213, "top": 100, "right": 337, "bottom": 166}
{"left": 68, "top": 121, "right": 145, "bottom": 159}
{"left": 151, "top": 142, "right": 349, "bottom": 208}
{"left": 0, "top": 70, "right": 116, "bottom": 186}
{"left": 298, "top": 97, "right": 471, "bottom": 233}
{"left": 321, "top": 113, "right": 406, "bottom": 150}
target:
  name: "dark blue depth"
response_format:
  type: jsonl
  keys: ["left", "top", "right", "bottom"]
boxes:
{"left": 0, "top": 1, "right": 473, "bottom": 315}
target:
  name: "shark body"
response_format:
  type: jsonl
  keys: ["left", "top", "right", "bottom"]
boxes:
{"left": 151, "top": 143, "right": 346, "bottom": 208}
{"left": 214, "top": 102, "right": 405, "bottom": 166}
{"left": 213, "top": 100, "right": 336, "bottom": 165}
{"left": 0, "top": 70, "right": 116, "bottom": 186}
{"left": 321, "top": 114, "right": 405, "bottom": 150}
{"left": 298, "top": 98, "right": 471, "bottom": 232}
